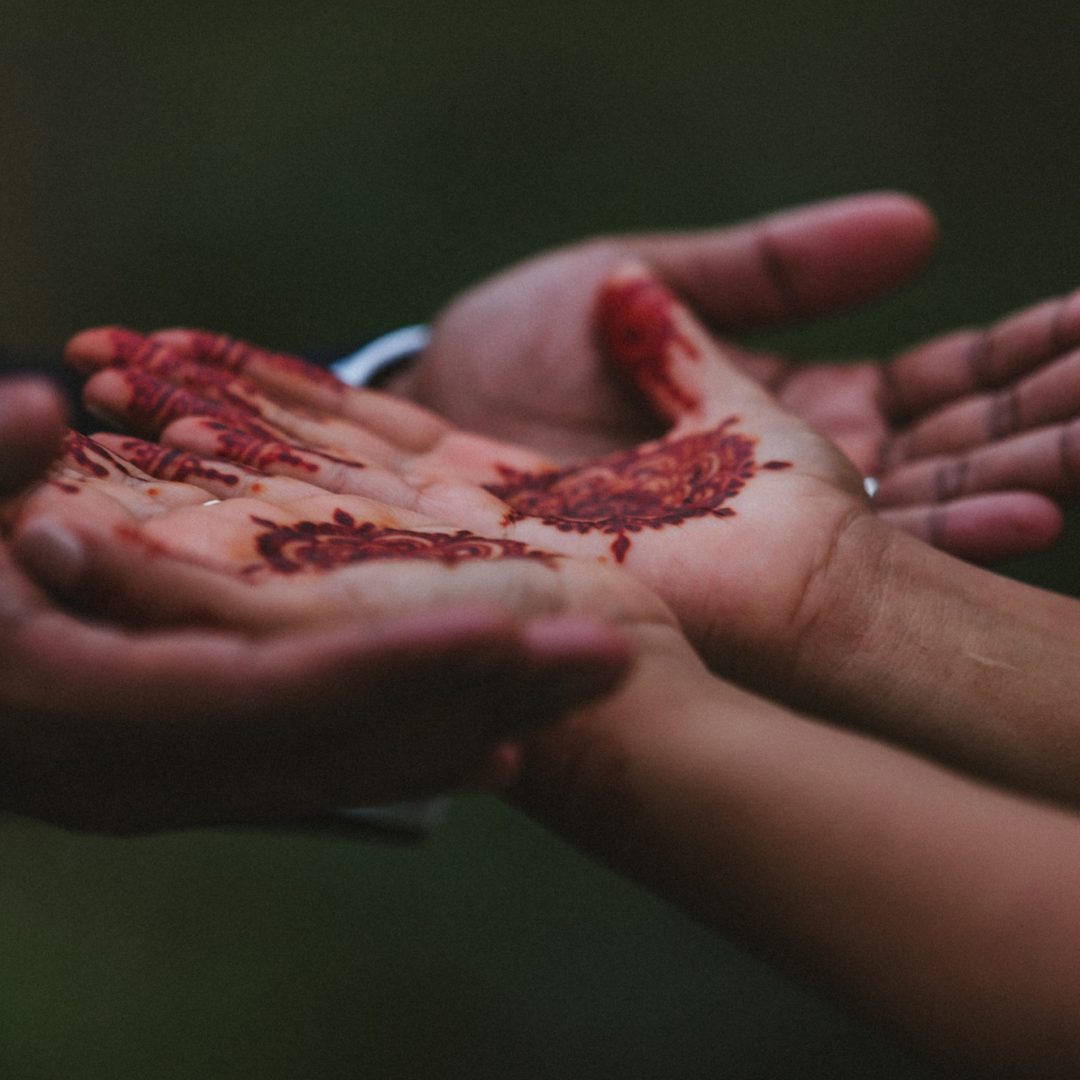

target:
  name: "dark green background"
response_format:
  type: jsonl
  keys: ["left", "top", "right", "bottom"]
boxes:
{"left": 2, "top": 3, "right": 1079, "bottom": 1077}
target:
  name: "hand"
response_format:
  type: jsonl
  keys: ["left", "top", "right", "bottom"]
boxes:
{"left": 62, "top": 270, "right": 870, "bottom": 690}
{"left": 395, "top": 193, "right": 1075, "bottom": 562}
{"left": 0, "top": 385, "right": 632, "bottom": 834}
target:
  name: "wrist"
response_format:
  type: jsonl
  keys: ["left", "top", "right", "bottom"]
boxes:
{"left": 787, "top": 511, "right": 1080, "bottom": 800}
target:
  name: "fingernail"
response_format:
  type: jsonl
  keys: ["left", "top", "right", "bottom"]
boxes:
{"left": 16, "top": 519, "right": 86, "bottom": 591}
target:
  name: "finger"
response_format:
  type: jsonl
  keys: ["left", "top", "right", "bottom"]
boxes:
{"left": 0, "top": 379, "right": 67, "bottom": 498}
{"left": 154, "top": 328, "right": 453, "bottom": 451}
{"left": 886, "top": 348, "right": 1080, "bottom": 465}
{"left": 883, "top": 288, "right": 1080, "bottom": 420}
{"left": 595, "top": 265, "right": 774, "bottom": 425}
{"left": 87, "top": 346, "right": 407, "bottom": 467}
{"left": 159, "top": 417, "right": 425, "bottom": 506}
{"left": 1, "top": 572, "right": 630, "bottom": 829}
{"left": 69, "top": 325, "right": 453, "bottom": 452}
{"left": 83, "top": 366, "right": 282, "bottom": 439}
{"left": 875, "top": 420, "right": 1080, "bottom": 507}
{"left": 878, "top": 492, "right": 1063, "bottom": 564}
{"left": 27, "top": 445, "right": 209, "bottom": 526}
{"left": 88, "top": 431, "right": 325, "bottom": 504}
{"left": 14, "top": 496, "right": 565, "bottom": 632}
{"left": 634, "top": 191, "right": 937, "bottom": 330}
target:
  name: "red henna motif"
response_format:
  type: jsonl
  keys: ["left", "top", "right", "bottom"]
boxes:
{"left": 109, "top": 328, "right": 341, "bottom": 392}
{"left": 248, "top": 509, "right": 557, "bottom": 574}
{"left": 201, "top": 421, "right": 363, "bottom": 475}
{"left": 117, "top": 370, "right": 275, "bottom": 437}
{"left": 114, "top": 437, "right": 249, "bottom": 486}
{"left": 178, "top": 331, "right": 344, "bottom": 392}
{"left": 60, "top": 431, "right": 137, "bottom": 479}
{"left": 595, "top": 277, "right": 702, "bottom": 415}
{"left": 106, "top": 328, "right": 148, "bottom": 363}
{"left": 486, "top": 418, "right": 792, "bottom": 562}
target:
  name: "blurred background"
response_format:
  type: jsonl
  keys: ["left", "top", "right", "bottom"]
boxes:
{"left": 2, "top": 2, "right": 1079, "bottom": 1076}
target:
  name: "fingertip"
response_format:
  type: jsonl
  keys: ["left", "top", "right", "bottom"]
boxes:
{"left": 522, "top": 613, "right": 630, "bottom": 664}
{"left": 13, "top": 517, "right": 87, "bottom": 592}
{"left": 64, "top": 326, "right": 145, "bottom": 372}
{"left": 768, "top": 190, "right": 938, "bottom": 308}
{"left": 0, "top": 378, "right": 68, "bottom": 497}
{"left": 521, "top": 614, "right": 633, "bottom": 704}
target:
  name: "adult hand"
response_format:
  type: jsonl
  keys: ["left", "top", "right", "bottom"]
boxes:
{"left": 0, "top": 387, "right": 631, "bottom": 834}
{"left": 55, "top": 289, "right": 1080, "bottom": 807}
{"left": 393, "top": 193, "right": 1075, "bottom": 562}
{"left": 63, "top": 273, "right": 870, "bottom": 689}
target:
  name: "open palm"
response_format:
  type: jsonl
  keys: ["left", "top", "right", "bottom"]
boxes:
{"left": 65, "top": 269, "right": 868, "bottom": 686}
{"left": 397, "top": 196, "right": 1078, "bottom": 562}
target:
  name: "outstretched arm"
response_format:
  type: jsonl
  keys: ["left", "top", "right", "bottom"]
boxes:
{"left": 511, "top": 631, "right": 1080, "bottom": 1079}
{"left": 23, "top": 341, "right": 1080, "bottom": 1072}
{"left": 59, "top": 281, "right": 1080, "bottom": 809}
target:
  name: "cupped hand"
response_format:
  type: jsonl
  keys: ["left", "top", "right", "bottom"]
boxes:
{"left": 62, "top": 271, "right": 870, "bottom": 687}
{"left": 2, "top": 395, "right": 635, "bottom": 833}
{"left": 392, "top": 194, "right": 1076, "bottom": 562}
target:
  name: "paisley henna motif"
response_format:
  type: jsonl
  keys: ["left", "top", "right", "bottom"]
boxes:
{"left": 249, "top": 509, "right": 558, "bottom": 574}
{"left": 486, "top": 417, "right": 791, "bottom": 562}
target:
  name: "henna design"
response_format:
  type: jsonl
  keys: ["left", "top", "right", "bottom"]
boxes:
{"left": 248, "top": 510, "right": 557, "bottom": 574}
{"left": 116, "top": 370, "right": 275, "bottom": 437}
{"left": 171, "top": 331, "right": 345, "bottom": 391}
{"left": 109, "top": 329, "right": 344, "bottom": 394}
{"left": 199, "top": 421, "right": 364, "bottom": 476}
{"left": 112, "top": 437, "right": 249, "bottom": 487}
{"left": 595, "top": 277, "right": 702, "bottom": 414}
{"left": 60, "top": 431, "right": 137, "bottom": 479}
{"left": 486, "top": 417, "right": 792, "bottom": 562}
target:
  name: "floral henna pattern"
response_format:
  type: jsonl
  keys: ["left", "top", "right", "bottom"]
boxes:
{"left": 595, "top": 276, "right": 703, "bottom": 415}
{"left": 486, "top": 417, "right": 792, "bottom": 562}
{"left": 249, "top": 509, "right": 558, "bottom": 574}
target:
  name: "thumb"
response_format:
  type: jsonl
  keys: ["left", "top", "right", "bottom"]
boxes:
{"left": 633, "top": 191, "right": 937, "bottom": 330}
{"left": 594, "top": 265, "right": 773, "bottom": 427}
{"left": 0, "top": 379, "right": 67, "bottom": 498}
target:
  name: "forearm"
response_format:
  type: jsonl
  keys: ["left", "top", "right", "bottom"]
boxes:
{"left": 513, "top": 642, "right": 1080, "bottom": 1076}
{"left": 788, "top": 514, "right": 1080, "bottom": 803}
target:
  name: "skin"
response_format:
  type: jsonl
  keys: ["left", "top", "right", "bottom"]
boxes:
{"left": 388, "top": 192, "right": 1077, "bottom": 563}
{"left": 511, "top": 629, "right": 1080, "bottom": 1079}
{"left": 49, "top": 273, "right": 1080, "bottom": 806}
{"left": 61, "top": 272, "right": 868, "bottom": 688}
{"left": 19, "top": 329, "right": 1080, "bottom": 1075}
{"left": 0, "top": 379, "right": 633, "bottom": 833}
